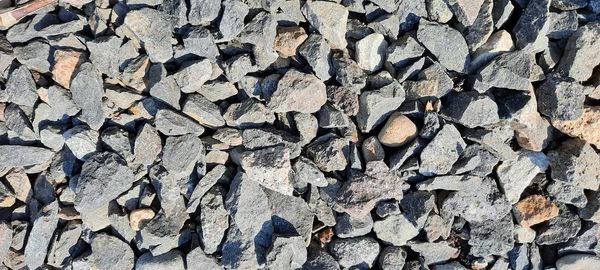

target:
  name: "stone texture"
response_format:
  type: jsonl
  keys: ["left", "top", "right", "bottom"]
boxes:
{"left": 268, "top": 69, "right": 327, "bottom": 113}
{"left": 496, "top": 151, "right": 550, "bottom": 203}
{"left": 373, "top": 214, "right": 419, "bottom": 246}
{"left": 274, "top": 26, "right": 308, "bottom": 57}
{"left": 240, "top": 146, "right": 293, "bottom": 195}
{"left": 513, "top": 0, "right": 550, "bottom": 50}
{"left": 536, "top": 73, "right": 588, "bottom": 121}
{"left": 557, "top": 22, "right": 600, "bottom": 82}
{"left": 329, "top": 237, "right": 380, "bottom": 269}
{"left": 301, "top": 1, "right": 349, "bottom": 49}
{"left": 440, "top": 91, "right": 500, "bottom": 128}
{"left": 552, "top": 106, "right": 600, "bottom": 148}
{"left": 299, "top": 34, "right": 333, "bottom": 80}
{"left": 124, "top": 8, "right": 173, "bottom": 62}
{"left": 71, "top": 62, "right": 105, "bottom": 130}
{"left": 548, "top": 139, "right": 600, "bottom": 191}
{"left": 513, "top": 195, "right": 559, "bottom": 227}
{"left": 355, "top": 33, "right": 388, "bottom": 72}
{"left": 356, "top": 81, "right": 406, "bottom": 132}
{"left": 417, "top": 20, "right": 470, "bottom": 73}
{"left": 419, "top": 124, "right": 466, "bottom": 176}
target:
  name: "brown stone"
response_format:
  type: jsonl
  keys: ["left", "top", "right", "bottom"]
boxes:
{"left": 52, "top": 49, "right": 85, "bottom": 89}
{"left": 318, "top": 227, "right": 334, "bottom": 246}
{"left": 36, "top": 87, "right": 49, "bottom": 103}
{"left": 58, "top": 206, "right": 81, "bottom": 221}
{"left": 5, "top": 168, "right": 31, "bottom": 203}
{"left": 273, "top": 26, "right": 308, "bottom": 58}
{"left": 552, "top": 106, "right": 600, "bottom": 148}
{"left": 206, "top": 150, "right": 229, "bottom": 165}
{"left": 513, "top": 195, "right": 559, "bottom": 227}
{"left": 377, "top": 112, "right": 418, "bottom": 147}
{"left": 0, "top": 196, "right": 15, "bottom": 207}
{"left": 129, "top": 208, "right": 155, "bottom": 231}
{"left": 0, "top": 103, "right": 5, "bottom": 121}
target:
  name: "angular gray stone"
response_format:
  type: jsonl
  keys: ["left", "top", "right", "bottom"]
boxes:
{"left": 301, "top": 1, "right": 349, "bottom": 49}
{"left": 47, "top": 223, "right": 82, "bottom": 268}
{"left": 189, "top": 0, "right": 220, "bottom": 25}
{"left": 555, "top": 254, "right": 600, "bottom": 270}
{"left": 403, "top": 61, "right": 453, "bottom": 99}
{"left": 162, "top": 134, "right": 204, "bottom": 178}
{"left": 332, "top": 51, "right": 367, "bottom": 91}
{"left": 548, "top": 139, "right": 600, "bottom": 191}
{"left": 266, "top": 189, "right": 314, "bottom": 244}
{"left": 419, "top": 124, "right": 466, "bottom": 176}
{"left": 464, "top": 0, "right": 494, "bottom": 51}
{"left": 536, "top": 73, "right": 588, "bottom": 121}
{"left": 379, "top": 246, "right": 407, "bottom": 270}
{"left": 557, "top": 22, "right": 600, "bottom": 82}
{"left": 417, "top": 20, "right": 470, "bottom": 73}
{"left": 303, "top": 248, "right": 340, "bottom": 270}
{"left": 182, "top": 94, "right": 225, "bottom": 128}
{"left": 536, "top": 204, "right": 581, "bottom": 245}
{"left": 6, "top": 13, "right": 85, "bottom": 43}
{"left": 174, "top": 60, "right": 212, "bottom": 93}
{"left": 240, "top": 146, "right": 293, "bottom": 195}
{"left": 91, "top": 234, "right": 135, "bottom": 270}
{"left": 13, "top": 40, "right": 51, "bottom": 73}
{"left": 155, "top": 109, "right": 205, "bottom": 136}
{"left": 24, "top": 201, "right": 59, "bottom": 269}
{"left": 218, "top": 0, "right": 249, "bottom": 41}
{"left": 334, "top": 212, "right": 374, "bottom": 238}
{"left": 299, "top": 34, "right": 333, "bottom": 81}
{"left": 441, "top": 91, "right": 500, "bottom": 128}
{"left": 513, "top": 0, "right": 550, "bottom": 50}
{"left": 0, "top": 222, "right": 12, "bottom": 263}
{"left": 4, "top": 104, "right": 37, "bottom": 142}
{"left": 222, "top": 53, "right": 257, "bottom": 83}
{"left": 373, "top": 214, "right": 420, "bottom": 246}
{"left": 223, "top": 99, "right": 276, "bottom": 128}
{"left": 469, "top": 214, "right": 515, "bottom": 256}
{"left": 187, "top": 165, "right": 226, "bottom": 213}
{"left": 186, "top": 247, "right": 222, "bottom": 269}
{"left": 198, "top": 81, "right": 238, "bottom": 102}
{"left": 356, "top": 80, "right": 406, "bottom": 132}
{"left": 149, "top": 66, "right": 181, "bottom": 110}
{"left": 355, "top": 33, "right": 388, "bottom": 72}
{"left": 306, "top": 134, "right": 349, "bottom": 172}
{"left": 63, "top": 125, "right": 99, "bottom": 161}
{"left": 426, "top": 0, "right": 453, "bottom": 23}
{"left": 71, "top": 62, "right": 105, "bottom": 130}
{"left": 238, "top": 11, "right": 277, "bottom": 47}
{"left": 268, "top": 69, "right": 327, "bottom": 113}
{"left": 551, "top": 0, "right": 588, "bottom": 10}
{"left": 87, "top": 35, "right": 123, "bottom": 78}
{"left": 198, "top": 185, "right": 228, "bottom": 254}
{"left": 386, "top": 35, "right": 425, "bottom": 68}
{"left": 408, "top": 241, "right": 459, "bottom": 265}
{"left": 336, "top": 161, "right": 404, "bottom": 218}
{"left": 464, "top": 125, "right": 517, "bottom": 160}
{"left": 47, "top": 86, "right": 80, "bottom": 117}
{"left": 292, "top": 156, "right": 328, "bottom": 187}
{"left": 266, "top": 235, "right": 307, "bottom": 269}
{"left": 135, "top": 250, "right": 185, "bottom": 270}
{"left": 547, "top": 11, "right": 577, "bottom": 39}
{"left": 5, "top": 65, "right": 37, "bottom": 107}
{"left": 134, "top": 123, "right": 162, "bottom": 166}
{"left": 473, "top": 51, "right": 531, "bottom": 92}
{"left": 394, "top": 0, "right": 428, "bottom": 32}
{"left": 124, "top": 8, "right": 173, "bottom": 62}
{"left": 496, "top": 151, "right": 549, "bottom": 203}
{"left": 329, "top": 237, "right": 380, "bottom": 270}
{"left": 177, "top": 26, "right": 219, "bottom": 60}
{"left": 74, "top": 152, "right": 135, "bottom": 213}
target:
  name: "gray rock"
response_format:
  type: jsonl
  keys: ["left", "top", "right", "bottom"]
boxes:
{"left": 537, "top": 74, "right": 588, "bottom": 120}
{"left": 332, "top": 51, "right": 367, "bottom": 91}
{"left": 329, "top": 237, "right": 380, "bottom": 270}
{"left": 47, "top": 85, "right": 79, "bottom": 117}
{"left": 547, "top": 11, "right": 577, "bottom": 39}
{"left": 548, "top": 139, "right": 600, "bottom": 190}
{"left": 266, "top": 189, "right": 313, "bottom": 244}
{"left": 386, "top": 35, "right": 425, "bottom": 68}
{"left": 266, "top": 235, "right": 307, "bottom": 269}
{"left": 557, "top": 22, "right": 600, "bottom": 82}
{"left": 0, "top": 144, "right": 54, "bottom": 174}
{"left": 408, "top": 241, "right": 459, "bottom": 265}
{"left": 496, "top": 151, "right": 549, "bottom": 203}
{"left": 441, "top": 91, "right": 500, "bottom": 128}
{"left": 325, "top": 86, "right": 359, "bottom": 116}
{"left": 0, "top": 222, "right": 12, "bottom": 263}
{"left": 394, "top": 0, "right": 428, "bottom": 32}
{"left": 368, "top": 14, "right": 401, "bottom": 40}
{"left": 492, "top": 0, "right": 514, "bottom": 28}
{"left": 5, "top": 65, "right": 37, "bottom": 107}
{"left": 149, "top": 66, "right": 181, "bottom": 110}
{"left": 362, "top": 136, "right": 385, "bottom": 162}
{"left": 198, "top": 185, "right": 229, "bottom": 254}
{"left": 336, "top": 161, "right": 404, "bottom": 218}
{"left": 134, "top": 123, "right": 162, "bottom": 166}
{"left": 373, "top": 214, "right": 420, "bottom": 245}
{"left": 47, "top": 223, "right": 82, "bottom": 268}
{"left": 376, "top": 200, "right": 402, "bottom": 218}
{"left": 303, "top": 248, "right": 340, "bottom": 270}
{"left": 24, "top": 201, "right": 59, "bottom": 269}
{"left": 578, "top": 191, "right": 600, "bottom": 223}
{"left": 188, "top": 0, "right": 220, "bottom": 25}
{"left": 242, "top": 127, "right": 302, "bottom": 158}
{"left": 268, "top": 69, "right": 327, "bottom": 113}
{"left": 379, "top": 246, "right": 407, "bottom": 270}
{"left": 155, "top": 109, "right": 205, "bottom": 136}
{"left": 198, "top": 81, "right": 238, "bottom": 102}
{"left": 426, "top": 0, "right": 453, "bottom": 23}
{"left": 403, "top": 61, "right": 453, "bottom": 99}
{"left": 174, "top": 60, "right": 212, "bottom": 93}
{"left": 513, "top": 0, "right": 550, "bottom": 50}
{"left": 442, "top": 176, "right": 511, "bottom": 222}
{"left": 464, "top": 125, "right": 517, "bottom": 160}
{"left": 218, "top": 0, "right": 249, "bottom": 41}
{"left": 356, "top": 80, "right": 406, "bottom": 132}
{"left": 222, "top": 53, "right": 257, "bottom": 83}
{"left": 301, "top": 1, "right": 348, "bottom": 49}
{"left": 7, "top": 13, "right": 85, "bottom": 43}
{"left": 240, "top": 146, "right": 293, "bottom": 195}
{"left": 186, "top": 247, "right": 222, "bottom": 269}
{"left": 292, "top": 156, "right": 328, "bottom": 187}
{"left": 299, "top": 34, "right": 333, "bottom": 81}
{"left": 424, "top": 214, "right": 453, "bottom": 242}
{"left": 419, "top": 124, "right": 466, "bottom": 176}
{"left": 536, "top": 204, "right": 581, "bottom": 245}
{"left": 469, "top": 214, "right": 515, "bottom": 256}
{"left": 13, "top": 40, "right": 51, "bottom": 73}
{"left": 91, "top": 234, "right": 135, "bottom": 270}
{"left": 335, "top": 212, "right": 374, "bottom": 238}
{"left": 63, "top": 125, "right": 99, "bottom": 161}
{"left": 464, "top": 0, "right": 494, "bottom": 51}
{"left": 306, "top": 134, "right": 349, "bottom": 172}
{"left": 182, "top": 94, "right": 225, "bottom": 128}
{"left": 401, "top": 190, "right": 435, "bottom": 229}
{"left": 223, "top": 99, "right": 276, "bottom": 128}
{"left": 124, "top": 8, "right": 173, "bottom": 62}
{"left": 187, "top": 165, "right": 226, "bottom": 213}
{"left": 71, "top": 62, "right": 105, "bottom": 130}
{"left": 5, "top": 104, "right": 37, "bottom": 142}
{"left": 551, "top": 0, "right": 588, "bottom": 9}
{"left": 555, "top": 254, "right": 600, "bottom": 270}
{"left": 176, "top": 26, "right": 219, "bottom": 60}
{"left": 135, "top": 250, "right": 185, "bottom": 270}
{"left": 474, "top": 51, "right": 531, "bottom": 92}
{"left": 87, "top": 35, "right": 123, "bottom": 78}
{"left": 162, "top": 134, "right": 204, "bottom": 178}
{"left": 355, "top": 33, "right": 388, "bottom": 72}
{"left": 447, "top": 0, "right": 484, "bottom": 26}
{"left": 547, "top": 180, "right": 587, "bottom": 208}
{"left": 417, "top": 20, "right": 470, "bottom": 73}
{"left": 389, "top": 137, "right": 427, "bottom": 170}
{"left": 74, "top": 152, "right": 135, "bottom": 213}
{"left": 293, "top": 113, "right": 319, "bottom": 145}
{"left": 238, "top": 11, "right": 277, "bottom": 47}
{"left": 101, "top": 127, "right": 133, "bottom": 162}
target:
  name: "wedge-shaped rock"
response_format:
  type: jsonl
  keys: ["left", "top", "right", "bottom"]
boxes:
{"left": 268, "top": 69, "right": 327, "bottom": 113}
{"left": 557, "top": 22, "right": 600, "bottom": 81}
{"left": 419, "top": 124, "right": 466, "bottom": 176}
{"left": 124, "top": 8, "right": 173, "bottom": 62}
{"left": 240, "top": 146, "right": 293, "bottom": 195}
{"left": 441, "top": 91, "right": 500, "bottom": 128}
{"left": 497, "top": 151, "right": 549, "bottom": 203}
{"left": 417, "top": 20, "right": 470, "bottom": 73}
{"left": 71, "top": 62, "right": 104, "bottom": 130}
{"left": 301, "top": 1, "right": 348, "bottom": 49}
{"left": 0, "top": 145, "right": 54, "bottom": 174}
{"left": 74, "top": 152, "right": 134, "bottom": 212}
{"left": 24, "top": 201, "right": 59, "bottom": 269}
{"left": 336, "top": 161, "right": 404, "bottom": 218}
{"left": 356, "top": 81, "right": 406, "bottom": 133}
{"left": 536, "top": 73, "right": 588, "bottom": 121}
{"left": 548, "top": 139, "right": 600, "bottom": 191}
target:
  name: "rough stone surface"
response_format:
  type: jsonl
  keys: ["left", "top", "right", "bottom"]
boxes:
{"left": 417, "top": 20, "right": 470, "bottom": 73}
{"left": 441, "top": 91, "right": 500, "bottom": 128}
{"left": 356, "top": 81, "right": 406, "bottom": 132}
{"left": 419, "top": 124, "right": 466, "bottom": 176}
{"left": 124, "top": 8, "right": 173, "bottom": 62}
{"left": 355, "top": 33, "right": 388, "bottom": 72}
{"left": 268, "top": 69, "right": 327, "bottom": 113}
{"left": 302, "top": 1, "right": 349, "bottom": 49}
{"left": 329, "top": 237, "right": 380, "bottom": 269}
{"left": 552, "top": 106, "right": 600, "bottom": 148}
{"left": 496, "top": 151, "right": 550, "bottom": 203}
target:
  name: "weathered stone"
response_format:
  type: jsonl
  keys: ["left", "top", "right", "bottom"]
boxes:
{"left": 513, "top": 0, "right": 550, "bottom": 50}
{"left": 403, "top": 61, "right": 453, "bottom": 99}
{"left": 63, "top": 125, "right": 99, "bottom": 161}
{"left": 198, "top": 81, "right": 237, "bottom": 102}
{"left": 419, "top": 124, "right": 466, "bottom": 176}
{"left": 417, "top": 20, "right": 470, "bottom": 73}
{"left": 182, "top": 94, "right": 225, "bottom": 128}
{"left": 355, "top": 33, "right": 388, "bottom": 72}
{"left": 356, "top": 81, "right": 405, "bottom": 132}
{"left": 71, "top": 62, "right": 105, "bottom": 130}
{"left": 368, "top": 14, "right": 400, "bottom": 40}
{"left": 374, "top": 214, "right": 420, "bottom": 246}
{"left": 332, "top": 51, "right": 367, "bottom": 91}
{"left": 465, "top": 0, "right": 494, "bottom": 51}
{"left": 303, "top": 248, "right": 340, "bottom": 270}
{"left": 162, "top": 134, "right": 204, "bottom": 178}
{"left": 13, "top": 40, "right": 51, "bottom": 73}
{"left": 188, "top": 0, "right": 220, "bottom": 25}
{"left": 536, "top": 73, "right": 588, "bottom": 121}
{"left": 299, "top": 34, "right": 332, "bottom": 80}
{"left": 408, "top": 241, "right": 459, "bottom": 265}
{"left": 136, "top": 250, "right": 185, "bottom": 270}
{"left": 133, "top": 123, "right": 162, "bottom": 166}
{"left": 394, "top": 0, "right": 428, "bottom": 32}
{"left": 240, "top": 146, "right": 293, "bottom": 195}
{"left": 386, "top": 35, "right": 425, "bottom": 68}
{"left": 306, "top": 134, "right": 349, "bottom": 172}
{"left": 556, "top": 254, "right": 600, "bottom": 270}
{"left": 335, "top": 212, "right": 373, "bottom": 238}
{"left": 470, "top": 30, "right": 514, "bottom": 70}
{"left": 336, "top": 161, "right": 404, "bottom": 217}
{"left": 223, "top": 99, "right": 276, "bottom": 128}
{"left": 155, "top": 109, "right": 205, "bottom": 136}
{"left": 186, "top": 247, "right": 221, "bottom": 269}
{"left": 24, "top": 201, "right": 59, "bottom": 270}
{"left": 6, "top": 65, "right": 37, "bottom": 107}
{"left": 441, "top": 91, "right": 500, "bottom": 128}
{"left": 174, "top": 60, "right": 212, "bottom": 94}
{"left": 124, "top": 8, "right": 173, "bottom": 62}
{"left": 268, "top": 69, "right": 327, "bottom": 113}
{"left": 90, "top": 234, "right": 134, "bottom": 270}
{"left": 329, "top": 237, "right": 380, "bottom": 269}
{"left": 187, "top": 165, "right": 226, "bottom": 213}
{"left": 401, "top": 190, "right": 435, "bottom": 229}
{"left": 547, "top": 11, "right": 577, "bottom": 39}
{"left": 469, "top": 213, "right": 514, "bottom": 256}
{"left": 4, "top": 104, "right": 37, "bottom": 142}
{"left": 548, "top": 139, "right": 600, "bottom": 190}
{"left": 218, "top": 0, "right": 249, "bottom": 41}
{"left": 535, "top": 204, "right": 581, "bottom": 245}
{"left": 273, "top": 26, "right": 308, "bottom": 57}
{"left": 552, "top": 106, "right": 600, "bottom": 148}
{"left": 302, "top": 1, "right": 348, "bottom": 49}
{"left": 447, "top": 0, "right": 484, "bottom": 26}
{"left": 74, "top": 152, "right": 134, "bottom": 213}
{"left": 176, "top": 26, "right": 219, "bottom": 60}
{"left": 464, "top": 125, "right": 517, "bottom": 160}
{"left": 266, "top": 235, "right": 307, "bottom": 269}
{"left": 378, "top": 246, "right": 407, "bottom": 270}
{"left": 552, "top": 0, "right": 588, "bottom": 10}
{"left": 129, "top": 208, "right": 155, "bottom": 231}
{"left": 557, "top": 22, "right": 600, "bottom": 82}
{"left": 474, "top": 51, "right": 531, "bottom": 92}
{"left": 238, "top": 11, "right": 277, "bottom": 48}
{"left": 292, "top": 156, "right": 328, "bottom": 187}
{"left": 513, "top": 195, "right": 559, "bottom": 227}
{"left": 496, "top": 151, "right": 550, "bottom": 203}
{"left": 361, "top": 136, "right": 385, "bottom": 162}
{"left": 198, "top": 186, "right": 228, "bottom": 253}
